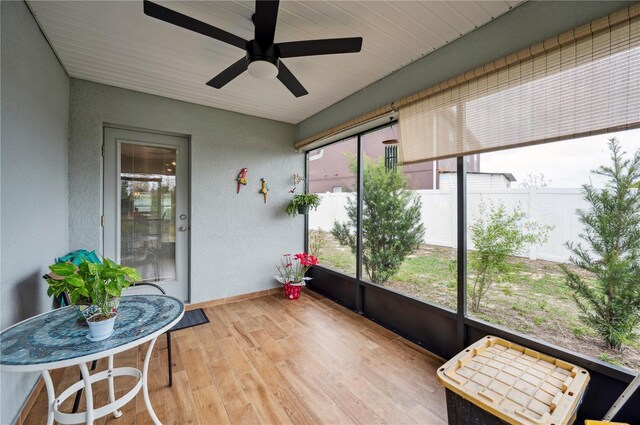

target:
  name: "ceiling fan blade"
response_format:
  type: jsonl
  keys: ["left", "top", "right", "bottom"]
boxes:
{"left": 144, "top": 0, "right": 247, "bottom": 50}
{"left": 278, "top": 37, "right": 363, "bottom": 58}
{"left": 206, "top": 57, "right": 248, "bottom": 88}
{"left": 277, "top": 62, "right": 308, "bottom": 97}
{"left": 254, "top": 0, "right": 279, "bottom": 46}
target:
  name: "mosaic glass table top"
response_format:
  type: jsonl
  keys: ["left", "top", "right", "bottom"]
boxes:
{"left": 1, "top": 295, "right": 184, "bottom": 367}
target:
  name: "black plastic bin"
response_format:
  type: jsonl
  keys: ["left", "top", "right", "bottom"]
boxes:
{"left": 436, "top": 336, "right": 589, "bottom": 425}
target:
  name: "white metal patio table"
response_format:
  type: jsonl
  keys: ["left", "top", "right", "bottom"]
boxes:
{"left": 0, "top": 294, "right": 184, "bottom": 425}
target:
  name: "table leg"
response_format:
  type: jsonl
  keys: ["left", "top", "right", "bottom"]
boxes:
{"left": 41, "top": 370, "right": 55, "bottom": 425}
{"left": 108, "top": 355, "right": 123, "bottom": 418}
{"left": 142, "top": 336, "right": 162, "bottom": 425}
{"left": 79, "top": 362, "right": 94, "bottom": 425}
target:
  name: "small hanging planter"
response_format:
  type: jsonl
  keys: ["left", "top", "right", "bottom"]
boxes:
{"left": 286, "top": 193, "right": 321, "bottom": 217}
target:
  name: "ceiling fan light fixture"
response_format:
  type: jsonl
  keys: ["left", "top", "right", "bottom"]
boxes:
{"left": 248, "top": 59, "right": 279, "bottom": 80}
{"left": 144, "top": 0, "right": 362, "bottom": 96}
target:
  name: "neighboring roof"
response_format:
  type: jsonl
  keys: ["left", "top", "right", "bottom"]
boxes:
{"left": 439, "top": 170, "right": 517, "bottom": 182}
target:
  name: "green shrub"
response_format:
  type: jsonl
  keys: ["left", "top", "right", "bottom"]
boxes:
{"left": 468, "top": 201, "right": 551, "bottom": 312}
{"left": 309, "top": 229, "right": 329, "bottom": 258}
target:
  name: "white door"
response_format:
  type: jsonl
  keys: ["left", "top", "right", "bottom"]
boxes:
{"left": 103, "top": 127, "right": 189, "bottom": 301}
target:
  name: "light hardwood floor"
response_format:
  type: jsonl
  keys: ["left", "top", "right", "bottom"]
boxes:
{"left": 22, "top": 291, "right": 447, "bottom": 425}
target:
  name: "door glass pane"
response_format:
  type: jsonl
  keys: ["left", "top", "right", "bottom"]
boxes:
{"left": 120, "top": 143, "right": 176, "bottom": 282}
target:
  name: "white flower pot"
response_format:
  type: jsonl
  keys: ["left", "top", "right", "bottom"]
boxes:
{"left": 86, "top": 312, "right": 117, "bottom": 341}
{"left": 76, "top": 297, "right": 120, "bottom": 325}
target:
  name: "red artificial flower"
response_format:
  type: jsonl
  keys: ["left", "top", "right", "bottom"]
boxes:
{"left": 307, "top": 255, "right": 318, "bottom": 266}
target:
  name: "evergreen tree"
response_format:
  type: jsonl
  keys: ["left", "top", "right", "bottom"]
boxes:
{"left": 561, "top": 138, "right": 640, "bottom": 350}
{"left": 332, "top": 156, "right": 425, "bottom": 284}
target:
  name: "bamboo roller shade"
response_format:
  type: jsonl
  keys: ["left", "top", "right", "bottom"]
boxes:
{"left": 294, "top": 4, "right": 640, "bottom": 159}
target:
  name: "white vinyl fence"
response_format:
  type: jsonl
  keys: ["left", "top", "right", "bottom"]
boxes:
{"left": 309, "top": 188, "right": 590, "bottom": 263}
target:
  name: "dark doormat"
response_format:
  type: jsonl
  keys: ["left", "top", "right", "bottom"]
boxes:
{"left": 171, "top": 308, "right": 209, "bottom": 332}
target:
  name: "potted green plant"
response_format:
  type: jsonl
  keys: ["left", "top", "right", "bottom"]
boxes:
{"left": 46, "top": 263, "right": 87, "bottom": 302}
{"left": 285, "top": 193, "right": 321, "bottom": 216}
{"left": 46, "top": 258, "right": 140, "bottom": 340}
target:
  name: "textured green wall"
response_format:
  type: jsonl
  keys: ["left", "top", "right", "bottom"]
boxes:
{"left": 1, "top": 2, "right": 70, "bottom": 424}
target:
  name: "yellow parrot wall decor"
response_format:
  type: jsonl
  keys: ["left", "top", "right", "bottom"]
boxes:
{"left": 260, "top": 178, "right": 269, "bottom": 204}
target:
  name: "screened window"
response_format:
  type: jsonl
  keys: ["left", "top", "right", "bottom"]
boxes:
{"left": 466, "top": 129, "right": 640, "bottom": 371}
{"left": 358, "top": 125, "right": 456, "bottom": 309}
{"left": 307, "top": 137, "right": 357, "bottom": 277}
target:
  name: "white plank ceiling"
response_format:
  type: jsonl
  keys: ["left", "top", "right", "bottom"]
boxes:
{"left": 28, "top": 1, "right": 522, "bottom": 124}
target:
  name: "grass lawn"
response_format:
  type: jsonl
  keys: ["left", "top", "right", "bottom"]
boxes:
{"left": 311, "top": 230, "right": 640, "bottom": 372}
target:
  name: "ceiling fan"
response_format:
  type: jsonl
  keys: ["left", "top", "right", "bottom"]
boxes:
{"left": 143, "top": 0, "right": 363, "bottom": 97}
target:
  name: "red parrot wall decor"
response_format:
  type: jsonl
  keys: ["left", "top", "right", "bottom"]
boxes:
{"left": 236, "top": 168, "right": 248, "bottom": 193}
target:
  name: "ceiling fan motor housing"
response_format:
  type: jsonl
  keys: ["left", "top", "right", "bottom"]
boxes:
{"left": 144, "top": 0, "right": 362, "bottom": 95}
{"left": 246, "top": 40, "right": 280, "bottom": 79}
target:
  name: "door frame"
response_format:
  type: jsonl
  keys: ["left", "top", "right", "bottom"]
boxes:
{"left": 102, "top": 124, "right": 192, "bottom": 302}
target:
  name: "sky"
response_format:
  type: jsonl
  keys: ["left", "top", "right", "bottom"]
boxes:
{"left": 479, "top": 128, "right": 640, "bottom": 189}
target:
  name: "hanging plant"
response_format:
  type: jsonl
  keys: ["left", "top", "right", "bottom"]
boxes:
{"left": 285, "top": 193, "right": 321, "bottom": 217}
